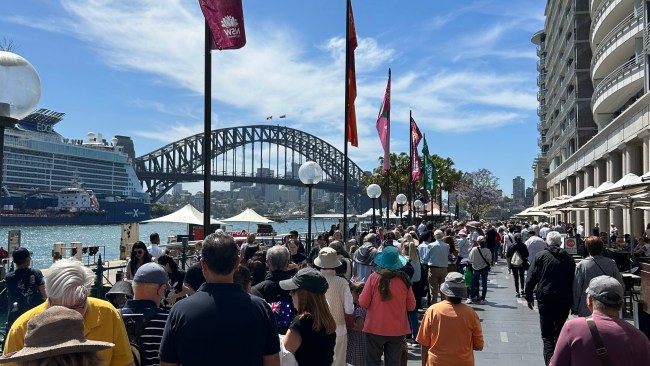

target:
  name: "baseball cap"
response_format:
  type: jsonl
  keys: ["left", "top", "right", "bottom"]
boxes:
{"left": 12, "top": 247, "right": 31, "bottom": 264}
{"left": 133, "top": 262, "right": 169, "bottom": 286}
{"left": 586, "top": 275, "right": 624, "bottom": 306}
{"left": 279, "top": 268, "right": 329, "bottom": 294}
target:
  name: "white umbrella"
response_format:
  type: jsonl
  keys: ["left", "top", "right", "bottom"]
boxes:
{"left": 596, "top": 173, "right": 648, "bottom": 197}
{"left": 515, "top": 210, "right": 551, "bottom": 217}
{"left": 534, "top": 194, "right": 573, "bottom": 212}
{"left": 142, "top": 204, "right": 226, "bottom": 225}
{"left": 221, "top": 208, "right": 275, "bottom": 224}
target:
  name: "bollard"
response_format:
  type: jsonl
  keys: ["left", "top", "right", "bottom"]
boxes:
{"left": 94, "top": 254, "right": 104, "bottom": 298}
{"left": 181, "top": 238, "right": 188, "bottom": 270}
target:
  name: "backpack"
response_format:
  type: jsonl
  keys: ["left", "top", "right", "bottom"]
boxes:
{"left": 511, "top": 250, "right": 524, "bottom": 267}
{"left": 121, "top": 311, "right": 157, "bottom": 366}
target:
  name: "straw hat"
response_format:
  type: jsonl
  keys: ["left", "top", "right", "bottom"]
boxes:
{"left": 0, "top": 306, "right": 114, "bottom": 363}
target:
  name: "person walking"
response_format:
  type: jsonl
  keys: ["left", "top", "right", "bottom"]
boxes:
{"left": 572, "top": 236, "right": 623, "bottom": 317}
{"left": 147, "top": 232, "right": 163, "bottom": 260}
{"left": 125, "top": 241, "right": 153, "bottom": 280}
{"left": 359, "top": 246, "right": 416, "bottom": 366}
{"left": 353, "top": 234, "right": 378, "bottom": 282}
{"left": 401, "top": 238, "right": 421, "bottom": 341}
{"left": 525, "top": 230, "right": 547, "bottom": 261}
{"left": 524, "top": 231, "right": 575, "bottom": 365}
{"left": 252, "top": 245, "right": 295, "bottom": 335}
{"left": 456, "top": 229, "right": 471, "bottom": 273}
{"left": 424, "top": 230, "right": 449, "bottom": 304}
{"left": 551, "top": 276, "right": 650, "bottom": 366}
{"left": 159, "top": 231, "right": 280, "bottom": 366}
{"left": 506, "top": 233, "right": 529, "bottom": 298}
{"left": 314, "top": 247, "right": 353, "bottom": 366}
{"left": 280, "top": 268, "right": 337, "bottom": 366}
{"left": 416, "top": 272, "right": 484, "bottom": 366}
{"left": 4, "top": 248, "right": 46, "bottom": 333}
{"left": 467, "top": 237, "right": 491, "bottom": 305}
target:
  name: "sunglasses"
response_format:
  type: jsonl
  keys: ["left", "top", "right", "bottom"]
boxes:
{"left": 133, "top": 249, "right": 144, "bottom": 255}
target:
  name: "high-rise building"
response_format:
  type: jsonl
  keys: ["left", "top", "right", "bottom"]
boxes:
{"left": 525, "top": 187, "right": 534, "bottom": 206}
{"left": 172, "top": 183, "right": 183, "bottom": 196}
{"left": 513, "top": 176, "right": 525, "bottom": 201}
{"left": 532, "top": 0, "right": 649, "bottom": 236}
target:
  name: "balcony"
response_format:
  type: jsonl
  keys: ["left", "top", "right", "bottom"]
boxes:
{"left": 537, "top": 73, "right": 547, "bottom": 87}
{"left": 592, "top": 12, "right": 643, "bottom": 80}
{"left": 537, "top": 56, "right": 546, "bottom": 71}
{"left": 592, "top": 57, "right": 645, "bottom": 123}
{"left": 537, "top": 44, "right": 546, "bottom": 57}
{"left": 591, "top": 0, "right": 631, "bottom": 46}
{"left": 538, "top": 88, "right": 547, "bottom": 101}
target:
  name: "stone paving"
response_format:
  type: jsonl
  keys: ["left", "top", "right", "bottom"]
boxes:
{"left": 406, "top": 259, "right": 546, "bottom": 366}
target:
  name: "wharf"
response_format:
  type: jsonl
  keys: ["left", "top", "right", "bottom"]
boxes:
{"left": 407, "top": 261, "right": 546, "bottom": 365}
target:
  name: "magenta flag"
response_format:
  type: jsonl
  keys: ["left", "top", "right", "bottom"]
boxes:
{"left": 199, "top": 0, "right": 247, "bottom": 50}
{"left": 376, "top": 70, "right": 391, "bottom": 172}
{"left": 410, "top": 116, "right": 422, "bottom": 182}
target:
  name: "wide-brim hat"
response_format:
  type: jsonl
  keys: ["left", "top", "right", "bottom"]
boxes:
{"left": 440, "top": 272, "right": 467, "bottom": 298}
{"left": 105, "top": 280, "right": 134, "bottom": 300}
{"left": 373, "top": 246, "right": 407, "bottom": 271}
{"left": 0, "top": 306, "right": 113, "bottom": 363}
{"left": 314, "top": 247, "right": 342, "bottom": 269}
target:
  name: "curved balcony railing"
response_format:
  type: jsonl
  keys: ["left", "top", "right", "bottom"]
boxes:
{"left": 537, "top": 73, "right": 547, "bottom": 87}
{"left": 537, "top": 105, "right": 547, "bottom": 117}
{"left": 592, "top": 12, "right": 642, "bottom": 73}
{"left": 591, "top": 0, "right": 621, "bottom": 43}
{"left": 538, "top": 88, "right": 546, "bottom": 101}
{"left": 592, "top": 57, "right": 645, "bottom": 109}
{"left": 644, "top": 26, "right": 650, "bottom": 51}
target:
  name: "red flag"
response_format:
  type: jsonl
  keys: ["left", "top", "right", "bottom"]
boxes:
{"left": 345, "top": 0, "right": 358, "bottom": 147}
{"left": 411, "top": 116, "right": 422, "bottom": 182}
{"left": 199, "top": 0, "right": 247, "bottom": 50}
{"left": 376, "top": 70, "right": 391, "bottom": 172}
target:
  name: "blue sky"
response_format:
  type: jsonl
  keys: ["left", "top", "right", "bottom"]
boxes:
{"left": 1, "top": 0, "right": 545, "bottom": 197}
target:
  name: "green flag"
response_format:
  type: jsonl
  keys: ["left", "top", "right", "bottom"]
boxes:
{"left": 422, "top": 136, "right": 435, "bottom": 190}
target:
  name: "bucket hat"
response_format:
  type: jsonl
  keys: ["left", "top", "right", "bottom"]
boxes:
{"left": 440, "top": 272, "right": 467, "bottom": 298}
{"left": 105, "top": 280, "right": 134, "bottom": 300}
{"left": 314, "top": 247, "right": 342, "bottom": 269}
{"left": 0, "top": 306, "right": 113, "bottom": 363}
{"left": 373, "top": 246, "right": 407, "bottom": 271}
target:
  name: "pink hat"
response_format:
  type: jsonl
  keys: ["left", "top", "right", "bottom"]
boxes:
{"left": 458, "top": 229, "right": 467, "bottom": 236}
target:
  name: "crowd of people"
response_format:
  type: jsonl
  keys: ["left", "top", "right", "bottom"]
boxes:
{"left": 2, "top": 220, "right": 650, "bottom": 366}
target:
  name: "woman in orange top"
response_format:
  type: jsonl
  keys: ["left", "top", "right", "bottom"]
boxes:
{"left": 416, "top": 272, "right": 484, "bottom": 366}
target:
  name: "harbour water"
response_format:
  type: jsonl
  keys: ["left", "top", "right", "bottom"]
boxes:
{"left": 0, "top": 219, "right": 339, "bottom": 270}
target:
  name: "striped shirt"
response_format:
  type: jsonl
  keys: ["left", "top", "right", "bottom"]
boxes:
{"left": 120, "top": 300, "right": 169, "bottom": 366}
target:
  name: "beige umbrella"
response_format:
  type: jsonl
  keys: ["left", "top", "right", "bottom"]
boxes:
{"left": 142, "top": 204, "right": 226, "bottom": 226}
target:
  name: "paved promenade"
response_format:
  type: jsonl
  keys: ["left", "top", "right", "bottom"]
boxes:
{"left": 406, "top": 260, "right": 545, "bottom": 365}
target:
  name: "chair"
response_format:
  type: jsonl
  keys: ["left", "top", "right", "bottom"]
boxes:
{"left": 622, "top": 276, "right": 639, "bottom": 315}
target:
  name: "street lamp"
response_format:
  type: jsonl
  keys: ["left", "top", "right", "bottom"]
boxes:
{"left": 414, "top": 199, "right": 423, "bottom": 221}
{"left": 299, "top": 161, "right": 322, "bottom": 253}
{"left": 396, "top": 193, "right": 407, "bottom": 226}
{"left": 0, "top": 51, "right": 41, "bottom": 191}
{"left": 367, "top": 184, "right": 381, "bottom": 230}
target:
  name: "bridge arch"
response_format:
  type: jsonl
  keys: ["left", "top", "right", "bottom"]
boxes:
{"left": 135, "top": 125, "right": 368, "bottom": 211}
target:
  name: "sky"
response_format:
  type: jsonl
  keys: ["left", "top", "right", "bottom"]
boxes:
{"left": 1, "top": 0, "right": 546, "bottom": 197}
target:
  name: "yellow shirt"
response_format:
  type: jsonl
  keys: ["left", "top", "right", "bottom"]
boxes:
{"left": 4, "top": 297, "right": 133, "bottom": 366}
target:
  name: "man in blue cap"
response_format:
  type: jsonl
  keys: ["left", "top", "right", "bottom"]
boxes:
{"left": 5, "top": 247, "right": 46, "bottom": 332}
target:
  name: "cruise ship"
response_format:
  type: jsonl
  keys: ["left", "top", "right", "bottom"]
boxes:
{"left": 0, "top": 109, "right": 151, "bottom": 226}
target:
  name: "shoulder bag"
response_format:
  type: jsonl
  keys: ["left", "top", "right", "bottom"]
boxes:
{"left": 476, "top": 247, "right": 491, "bottom": 271}
{"left": 586, "top": 317, "right": 613, "bottom": 366}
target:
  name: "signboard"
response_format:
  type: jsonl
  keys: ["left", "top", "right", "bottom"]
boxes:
{"left": 8, "top": 230, "right": 21, "bottom": 254}
{"left": 563, "top": 237, "right": 577, "bottom": 255}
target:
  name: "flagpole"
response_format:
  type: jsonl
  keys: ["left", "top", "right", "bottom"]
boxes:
{"left": 386, "top": 69, "right": 391, "bottom": 229}
{"left": 342, "top": 0, "right": 352, "bottom": 242}
{"left": 408, "top": 110, "right": 413, "bottom": 226}
{"left": 203, "top": 20, "right": 212, "bottom": 232}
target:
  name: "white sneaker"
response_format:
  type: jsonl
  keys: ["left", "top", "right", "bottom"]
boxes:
{"left": 465, "top": 298, "right": 473, "bottom": 304}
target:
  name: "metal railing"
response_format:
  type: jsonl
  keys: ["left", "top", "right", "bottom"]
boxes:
{"left": 592, "top": 57, "right": 645, "bottom": 108}
{"left": 591, "top": 0, "right": 619, "bottom": 43}
{"left": 592, "top": 12, "right": 642, "bottom": 72}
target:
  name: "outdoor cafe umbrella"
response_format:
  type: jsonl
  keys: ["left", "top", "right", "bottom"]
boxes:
{"left": 142, "top": 204, "right": 226, "bottom": 226}
{"left": 221, "top": 208, "right": 275, "bottom": 232}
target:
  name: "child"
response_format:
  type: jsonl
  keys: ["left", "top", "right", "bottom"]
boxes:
{"left": 346, "top": 282, "right": 366, "bottom": 366}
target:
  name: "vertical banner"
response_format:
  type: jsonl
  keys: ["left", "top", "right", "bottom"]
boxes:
{"left": 410, "top": 116, "right": 422, "bottom": 182}
{"left": 345, "top": 0, "right": 358, "bottom": 147}
{"left": 199, "top": 0, "right": 247, "bottom": 50}
{"left": 376, "top": 69, "right": 391, "bottom": 172}
{"left": 422, "top": 136, "right": 435, "bottom": 191}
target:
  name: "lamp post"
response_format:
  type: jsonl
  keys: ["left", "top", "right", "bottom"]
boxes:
{"left": 0, "top": 51, "right": 41, "bottom": 193}
{"left": 414, "top": 199, "right": 423, "bottom": 222}
{"left": 299, "top": 161, "right": 322, "bottom": 254}
{"left": 396, "top": 193, "right": 407, "bottom": 226}
{"left": 367, "top": 184, "right": 382, "bottom": 230}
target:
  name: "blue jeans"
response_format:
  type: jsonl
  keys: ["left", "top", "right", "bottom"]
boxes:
{"left": 470, "top": 267, "right": 489, "bottom": 300}
{"left": 407, "top": 310, "right": 419, "bottom": 339}
{"left": 491, "top": 245, "right": 501, "bottom": 261}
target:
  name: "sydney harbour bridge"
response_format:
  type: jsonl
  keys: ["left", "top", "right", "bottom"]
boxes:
{"left": 134, "top": 125, "right": 370, "bottom": 211}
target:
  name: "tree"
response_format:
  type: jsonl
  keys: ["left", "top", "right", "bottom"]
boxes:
{"left": 456, "top": 169, "right": 501, "bottom": 220}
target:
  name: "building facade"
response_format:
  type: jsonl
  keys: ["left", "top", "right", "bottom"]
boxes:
{"left": 513, "top": 176, "right": 526, "bottom": 201}
{"left": 532, "top": 0, "right": 650, "bottom": 235}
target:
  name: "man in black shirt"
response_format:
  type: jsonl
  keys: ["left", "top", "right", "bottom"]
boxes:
{"left": 5, "top": 248, "right": 45, "bottom": 332}
{"left": 182, "top": 261, "right": 205, "bottom": 295}
{"left": 160, "top": 231, "right": 280, "bottom": 366}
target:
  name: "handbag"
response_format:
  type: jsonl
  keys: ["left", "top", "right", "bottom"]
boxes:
{"left": 586, "top": 317, "right": 613, "bottom": 366}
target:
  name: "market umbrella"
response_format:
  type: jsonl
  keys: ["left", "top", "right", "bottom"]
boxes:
{"left": 221, "top": 208, "right": 275, "bottom": 232}
{"left": 142, "top": 204, "right": 226, "bottom": 226}
{"left": 596, "top": 173, "right": 648, "bottom": 197}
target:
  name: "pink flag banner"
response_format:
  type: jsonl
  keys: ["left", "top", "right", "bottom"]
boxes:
{"left": 411, "top": 116, "right": 422, "bottom": 182}
{"left": 199, "top": 0, "right": 247, "bottom": 50}
{"left": 376, "top": 71, "right": 391, "bottom": 172}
